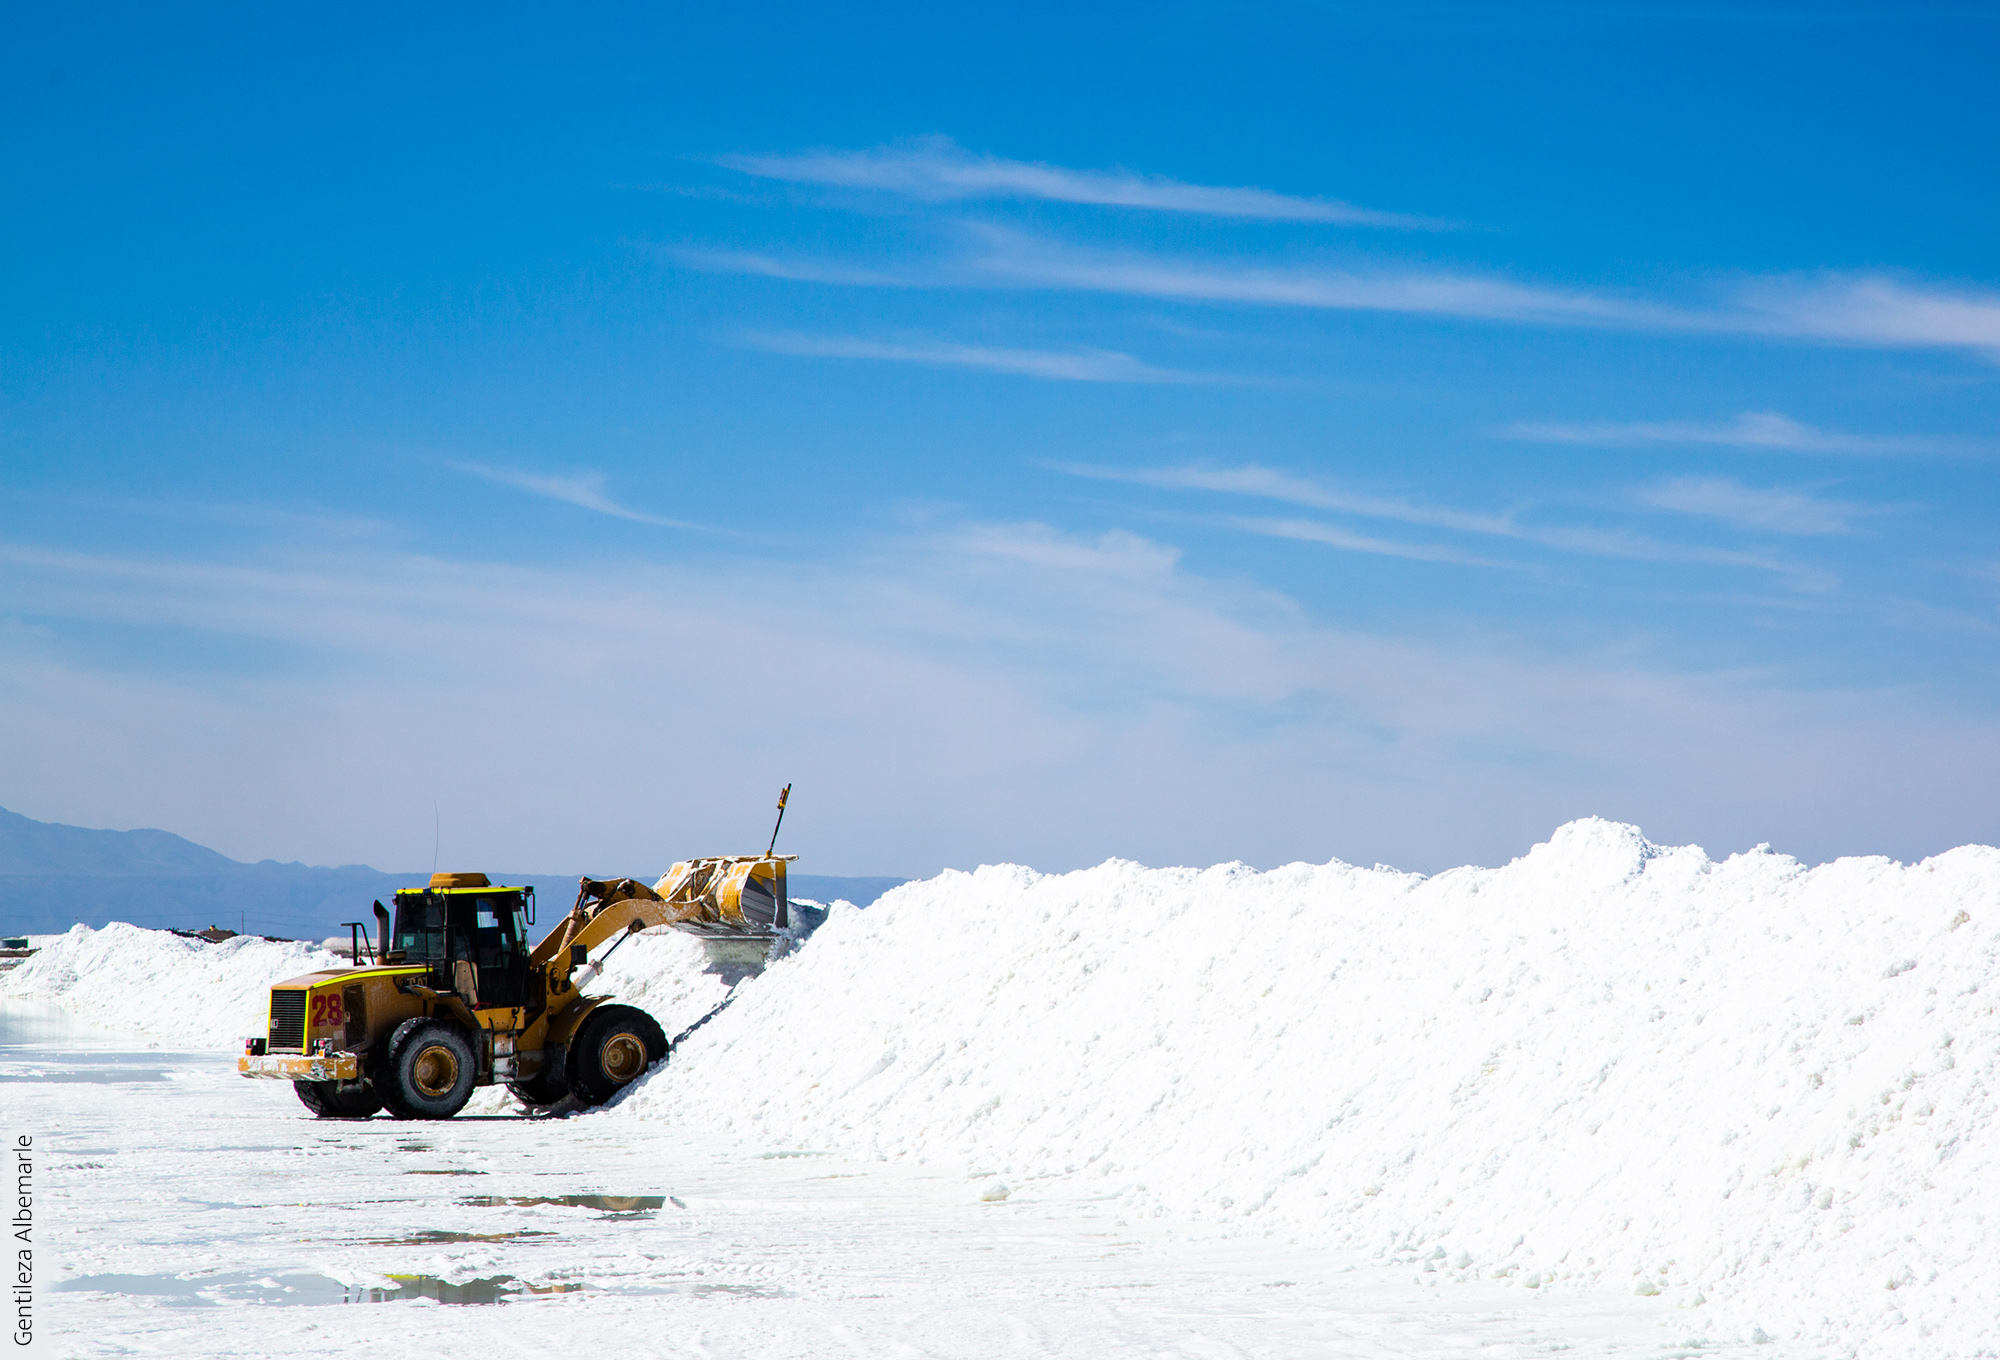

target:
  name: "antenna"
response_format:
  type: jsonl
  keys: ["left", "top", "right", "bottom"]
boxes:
{"left": 766, "top": 784, "right": 792, "bottom": 856}
{"left": 433, "top": 801, "right": 440, "bottom": 874}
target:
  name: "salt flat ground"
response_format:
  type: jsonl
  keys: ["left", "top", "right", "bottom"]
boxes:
{"left": 9, "top": 1004, "right": 1766, "bottom": 1360}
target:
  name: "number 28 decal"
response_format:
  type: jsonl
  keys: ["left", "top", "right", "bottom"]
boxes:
{"left": 310, "top": 993, "right": 345, "bottom": 1027}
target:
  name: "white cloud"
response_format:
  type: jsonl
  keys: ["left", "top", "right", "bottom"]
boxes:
{"left": 971, "top": 236, "right": 2000, "bottom": 362}
{"left": 955, "top": 523, "right": 1184, "bottom": 578}
{"left": 1738, "top": 274, "right": 2000, "bottom": 358}
{"left": 718, "top": 137, "right": 1443, "bottom": 228}
{"left": 1055, "top": 461, "right": 1830, "bottom": 586}
{"left": 672, "top": 227, "right": 2000, "bottom": 363}
{"left": 966, "top": 227, "right": 1639, "bottom": 324}
{"left": 662, "top": 245, "right": 925, "bottom": 289}
{"left": 0, "top": 527, "right": 1993, "bottom": 877}
{"left": 1056, "top": 461, "right": 1519, "bottom": 535}
{"left": 1504, "top": 410, "right": 1949, "bottom": 455}
{"left": 1635, "top": 478, "right": 1873, "bottom": 536}
{"left": 737, "top": 332, "right": 1219, "bottom": 384}
{"left": 448, "top": 462, "right": 687, "bottom": 526}
{"left": 1219, "top": 516, "right": 1513, "bottom": 567}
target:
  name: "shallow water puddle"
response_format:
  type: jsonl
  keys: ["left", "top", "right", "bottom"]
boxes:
{"left": 57, "top": 1270, "right": 773, "bottom": 1305}
{"left": 359, "top": 1229, "right": 558, "bottom": 1245}
{"left": 59, "top": 1272, "right": 366, "bottom": 1307}
{"left": 460, "top": 1194, "right": 667, "bottom": 1213}
{"left": 403, "top": 1168, "right": 487, "bottom": 1176}
{"left": 56, "top": 1271, "right": 572, "bottom": 1306}
{"left": 359, "top": 1275, "right": 585, "bottom": 1304}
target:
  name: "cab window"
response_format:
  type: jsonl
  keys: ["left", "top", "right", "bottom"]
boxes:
{"left": 467, "top": 892, "right": 527, "bottom": 1006}
{"left": 392, "top": 892, "right": 446, "bottom": 961}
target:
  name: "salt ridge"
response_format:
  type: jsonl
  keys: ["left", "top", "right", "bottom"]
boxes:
{"left": 9, "top": 819, "right": 1998, "bottom": 1355}
{"left": 621, "top": 818, "right": 2000, "bottom": 1358}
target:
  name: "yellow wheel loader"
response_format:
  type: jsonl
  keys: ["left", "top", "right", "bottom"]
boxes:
{"left": 237, "top": 854, "right": 797, "bottom": 1119}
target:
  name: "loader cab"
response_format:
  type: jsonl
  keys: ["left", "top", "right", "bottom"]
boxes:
{"left": 390, "top": 876, "right": 533, "bottom": 1010}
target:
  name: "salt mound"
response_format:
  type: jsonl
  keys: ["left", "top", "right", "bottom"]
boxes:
{"left": 554, "top": 928, "right": 733, "bottom": 1036}
{"left": 1, "top": 922, "right": 347, "bottom": 1046}
{"left": 0, "top": 922, "right": 730, "bottom": 1051}
{"left": 12, "top": 823, "right": 1997, "bottom": 1354}
{"left": 614, "top": 818, "right": 2000, "bottom": 1358}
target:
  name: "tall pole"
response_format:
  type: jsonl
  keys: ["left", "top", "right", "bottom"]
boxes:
{"left": 766, "top": 784, "right": 792, "bottom": 856}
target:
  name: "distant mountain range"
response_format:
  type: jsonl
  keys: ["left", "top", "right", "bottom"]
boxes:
{"left": 0, "top": 806, "right": 908, "bottom": 940}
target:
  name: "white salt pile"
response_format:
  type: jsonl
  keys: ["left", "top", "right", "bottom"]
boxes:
{"left": 545, "top": 928, "right": 732, "bottom": 1037}
{"left": 1, "top": 923, "right": 345, "bottom": 1046}
{"left": 11, "top": 819, "right": 1997, "bottom": 1355}
{"left": 0, "top": 921, "right": 731, "bottom": 1051}
{"left": 618, "top": 818, "right": 2000, "bottom": 1358}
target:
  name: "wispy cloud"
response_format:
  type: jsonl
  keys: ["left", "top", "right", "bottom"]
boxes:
{"left": 1056, "top": 460, "right": 1831, "bottom": 586}
{"left": 659, "top": 245, "right": 925, "bottom": 289}
{"left": 1634, "top": 478, "right": 1872, "bottom": 535}
{"left": 966, "top": 227, "right": 1637, "bottom": 324}
{"left": 718, "top": 137, "right": 1444, "bottom": 229}
{"left": 972, "top": 234, "right": 2000, "bottom": 361}
{"left": 956, "top": 524, "right": 1185, "bottom": 579}
{"left": 1220, "top": 516, "right": 1513, "bottom": 567}
{"left": 1737, "top": 273, "right": 2000, "bottom": 356}
{"left": 1057, "top": 461, "right": 1519, "bottom": 535}
{"left": 672, "top": 226, "right": 2000, "bottom": 363}
{"left": 448, "top": 462, "right": 685, "bottom": 526}
{"left": 737, "top": 332, "right": 1220, "bottom": 384}
{"left": 7, "top": 524, "right": 1991, "bottom": 872}
{"left": 1504, "top": 410, "right": 1952, "bottom": 455}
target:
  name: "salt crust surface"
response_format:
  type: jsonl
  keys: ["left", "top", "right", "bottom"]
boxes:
{"left": 11, "top": 818, "right": 1998, "bottom": 1357}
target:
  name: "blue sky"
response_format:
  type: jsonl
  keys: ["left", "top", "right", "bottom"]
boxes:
{"left": 4, "top": 2, "right": 1998, "bottom": 876}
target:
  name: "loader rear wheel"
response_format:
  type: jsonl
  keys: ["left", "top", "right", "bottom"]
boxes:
{"left": 381, "top": 1019, "right": 477, "bottom": 1120}
{"left": 566, "top": 1005, "right": 667, "bottom": 1107}
{"left": 293, "top": 1080, "right": 385, "bottom": 1119}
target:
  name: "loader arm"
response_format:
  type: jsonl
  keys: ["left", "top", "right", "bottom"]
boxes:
{"left": 533, "top": 856, "right": 796, "bottom": 996}
{"left": 533, "top": 888, "right": 712, "bottom": 993}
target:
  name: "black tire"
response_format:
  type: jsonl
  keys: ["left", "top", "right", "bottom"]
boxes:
{"left": 506, "top": 1060, "right": 570, "bottom": 1107}
{"left": 566, "top": 1005, "right": 667, "bottom": 1107}
{"left": 380, "top": 1018, "right": 477, "bottom": 1120}
{"left": 376, "top": 1018, "right": 428, "bottom": 1120}
{"left": 293, "top": 1080, "right": 386, "bottom": 1119}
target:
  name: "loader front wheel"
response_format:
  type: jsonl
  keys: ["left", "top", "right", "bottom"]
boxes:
{"left": 293, "top": 1080, "right": 385, "bottom": 1119}
{"left": 506, "top": 1064, "right": 570, "bottom": 1108}
{"left": 381, "top": 1019, "right": 477, "bottom": 1120}
{"left": 566, "top": 1005, "right": 667, "bottom": 1107}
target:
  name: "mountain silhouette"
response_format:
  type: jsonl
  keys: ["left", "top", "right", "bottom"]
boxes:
{"left": 0, "top": 806, "right": 904, "bottom": 939}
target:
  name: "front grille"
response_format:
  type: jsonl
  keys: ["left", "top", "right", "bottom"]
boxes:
{"left": 268, "top": 990, "right": 307, "bottom": 1051}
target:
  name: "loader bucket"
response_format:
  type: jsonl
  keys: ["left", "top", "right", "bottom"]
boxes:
{"left": 650, "top": 855, "right": 792, "bottom": 936}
